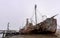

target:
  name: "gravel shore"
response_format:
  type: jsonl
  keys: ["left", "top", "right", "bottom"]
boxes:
{"left": 4, "top": 30, "right": 60, "bottom": 38}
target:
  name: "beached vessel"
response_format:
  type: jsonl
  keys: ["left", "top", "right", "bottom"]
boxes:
{"left": 19, "top": 4, "right": 57, "bottom": 34}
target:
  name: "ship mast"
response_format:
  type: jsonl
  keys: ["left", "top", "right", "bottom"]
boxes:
{"left": 7, "top": 22, "right": 9, "bottom": 31}
{"left": 35, "top": 4, "right": 37, "bottom": 25}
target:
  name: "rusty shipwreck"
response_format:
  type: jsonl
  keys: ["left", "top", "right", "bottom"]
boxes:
{"left": 19, "top": 5, "right": 57, "bottom": 34}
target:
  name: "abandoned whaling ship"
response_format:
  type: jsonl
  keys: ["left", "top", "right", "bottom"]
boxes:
{"left": 19, "top": 4, "right": 57, "bottom": 34}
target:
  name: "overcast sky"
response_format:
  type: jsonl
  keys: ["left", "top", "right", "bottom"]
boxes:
{"left": 0, "top": 0, "right": 60, "bottom": 30}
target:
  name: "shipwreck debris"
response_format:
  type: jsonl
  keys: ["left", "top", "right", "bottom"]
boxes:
{"left": 19, "top": 5, "right": 57, "bottom": 34}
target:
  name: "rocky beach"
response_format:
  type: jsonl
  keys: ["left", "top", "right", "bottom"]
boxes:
{"left": 4, "top": 29, "right": 60, "bottom": 38}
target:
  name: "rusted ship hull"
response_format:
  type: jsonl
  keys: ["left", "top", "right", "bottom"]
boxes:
{"left": 32, "top": 18, "right": 57, "bottom": 34}
{"left": 19, "top": 16, "right": 57, "bottom": 34}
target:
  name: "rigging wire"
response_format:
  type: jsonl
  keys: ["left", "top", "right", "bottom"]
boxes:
{"left": 30, "top": 5, "right": 44, "bottom": 24}
{"left": 37, "top": 9, "right": 47, "bottom": 21}
{"left": 30, "top": 4, "right": 47, "bottom": 24}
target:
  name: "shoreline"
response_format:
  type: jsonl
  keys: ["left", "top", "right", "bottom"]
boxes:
{"left": 4, "top": 30, "right": 60, "bottom": 38}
